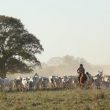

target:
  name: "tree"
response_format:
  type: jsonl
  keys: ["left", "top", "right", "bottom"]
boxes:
{"left": 0, "top": 15, "right": 44, "bottom": 78}
{"left": 63, "top": 55, "right": 74, "bottom": 65}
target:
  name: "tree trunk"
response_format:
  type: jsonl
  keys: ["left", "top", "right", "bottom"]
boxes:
{"left": 0, "top": 60, "right": 6, "bottom": 78}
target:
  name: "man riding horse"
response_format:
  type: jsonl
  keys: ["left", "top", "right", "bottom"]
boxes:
{"left": 77, "top": 64, "right": 94, "bottom": 88}
{"left": 77, "top": 64, "right": 86, "bottom": 83}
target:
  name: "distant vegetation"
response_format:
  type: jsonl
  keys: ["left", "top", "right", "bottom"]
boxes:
{"left": 35, "top": 55, "right": 110, "bottom": 76}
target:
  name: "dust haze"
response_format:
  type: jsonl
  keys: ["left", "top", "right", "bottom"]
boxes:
{"left": 7, "top": 55, "right": 110, "bottom": 79}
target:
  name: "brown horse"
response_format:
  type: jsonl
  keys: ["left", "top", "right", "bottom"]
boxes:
{"left": 79, "top": 73, "right": 87, "bottom": 87}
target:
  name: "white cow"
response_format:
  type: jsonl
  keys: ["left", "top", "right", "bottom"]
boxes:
{"left": 27, "top": 77, "right": 34, "bottom": 90}
{"left": 21, "top": 77, "right": 29, "bottom": 91}
{"left": 14, "top": 76, "right": 23, "bottom": 91}
{"left": 32, "top": 75, "right": 42, "bottom": 90}
{"left": 85, "top": 72, "right": 94, "bottom": 88}
{"left": 101, "top": 75, "right": 110, "bottom": 88}
{"left": 1, "top": 78, "right": 15, "bottom": 91}
{"left": 49, "top": 76, "right": 62, "bottom": 88}
{"left": 62, "top": 76, "right": 77, "bottom": 89}
{"left": 93, "top": 71, "right": 103, "bottom": 89}
{"left": 40, "top": 77, "right": 49, "bottom": 89}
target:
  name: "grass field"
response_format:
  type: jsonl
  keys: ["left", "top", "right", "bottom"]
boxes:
{"left": 0, "top": 89, "right": 110, "bottom": 110}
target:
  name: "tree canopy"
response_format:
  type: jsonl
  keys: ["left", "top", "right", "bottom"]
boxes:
{"left": 0, "top": 15, "right": 44, "bottom": 78}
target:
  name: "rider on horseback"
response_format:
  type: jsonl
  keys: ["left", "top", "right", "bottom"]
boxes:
{"left": 77, "top": 64, "right": 85, "bottom": 83}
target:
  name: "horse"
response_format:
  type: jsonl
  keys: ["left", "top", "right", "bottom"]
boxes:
{"left": 79, "top": 72, "right": 94, "bottom": 88}
{"left": 79, "top": 72, "right": 87, "bottom": 88}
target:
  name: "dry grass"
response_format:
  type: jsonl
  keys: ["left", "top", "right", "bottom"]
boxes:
{"left": 0, "top": 89, "right": 110, "bottom": 110}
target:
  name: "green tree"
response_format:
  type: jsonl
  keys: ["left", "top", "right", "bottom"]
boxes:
{"left": 0, "top": 15, "right": 44, "bottom": 78}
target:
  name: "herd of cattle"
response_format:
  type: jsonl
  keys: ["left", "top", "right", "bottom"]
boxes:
{"left": 0, "top": 72, "right": 110, "bottom": 91}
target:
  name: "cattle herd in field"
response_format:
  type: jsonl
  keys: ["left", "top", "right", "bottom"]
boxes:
{"left": 0, "top": 72, "right": 110, "bottom": 92}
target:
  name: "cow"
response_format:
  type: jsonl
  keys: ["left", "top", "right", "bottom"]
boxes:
{"left": 21, "top": 77, "right": 29, "bottom": 91}
{"left": 93, "top": 71, "right": 103, "bottom": 89}
{"left": 85, "top": 72, "right": 94, "bottom": 88}
{"left": 26, "top": 77, "right": 34, "bottom": 90}
{"left": 49, "top": 76, "right": 62, "bottom": 88}
{"left": 14, "top": 76, "right": 23, "bottom": 91}
{"left": 101, "top": 75, "right": 110, "bottom": 89}
{"left": 0, "top": 77, "right": 15, "bottom": 91}
{"left": 62, "top": 76, "right": 77, "bottom": 89}
{"left": 40, "top": 77, "right": 49, "bottom": 89}
{"left": 32, "top": 75, "right": 42, "bottom": 90}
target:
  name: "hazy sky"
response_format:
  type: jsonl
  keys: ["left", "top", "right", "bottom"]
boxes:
{"left": 0, "top": 0, "right": 110, "bottom": 65}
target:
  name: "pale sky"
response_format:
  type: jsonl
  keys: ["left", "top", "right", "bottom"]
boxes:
{"left": 0, "top": 0, "right": 110, "bottom": 65}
